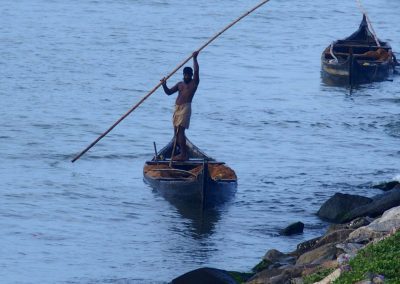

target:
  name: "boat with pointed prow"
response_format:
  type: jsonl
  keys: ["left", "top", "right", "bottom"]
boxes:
{"left": 143, "top": 138, "right": 237, "bottom": 207}
{"left": 321, "top": 14, "right": 397, "bottom": 86}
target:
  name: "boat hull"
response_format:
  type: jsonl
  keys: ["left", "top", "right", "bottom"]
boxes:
{"left": 143, "top": 174, "right": 237, "bottom": 206}
{"left": 321, "top": 55, "right": 393, "bottom": 86}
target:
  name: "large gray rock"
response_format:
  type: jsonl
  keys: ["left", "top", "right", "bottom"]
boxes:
{"left": 317, "top": 193, "right": 372, "bottom": 223}
{"left": 347, "top": 206, "right": 400, "bottom": 243}
{"left": 367, "top": 205, "right": 400, "bottom": 232}
{"left": 346, "top": 227, "right": 385, "bottom": 244}
{"left": 341, "top": 189, "right": 400, "bottom": 223}
{"left": 171, "top": 267, "right": 236, "bottom": 284}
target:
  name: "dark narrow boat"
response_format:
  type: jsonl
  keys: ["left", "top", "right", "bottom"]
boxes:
{"left": 321, "top": 14, "right": 396, "bottom": 86}
{"left": 143, "top": 138, "right": 237, "bottom": 207}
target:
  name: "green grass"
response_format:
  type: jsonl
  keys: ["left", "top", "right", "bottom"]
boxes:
{"left": 333, "top": 231, "right": 400, "bottom": 284}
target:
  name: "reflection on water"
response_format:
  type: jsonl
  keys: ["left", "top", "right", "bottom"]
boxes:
{"left": 160, "top": 191, "right": 223, "bottom": 239}
{"left": 149, "top": 181, "right": 236, "bottom": 239}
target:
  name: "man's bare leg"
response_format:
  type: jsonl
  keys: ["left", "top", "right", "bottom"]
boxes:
{"left": 170, "top": 126, "right": 179, "bottom": 163}
{"left": 175, "top": 126, "right": 188, "bottom": 161}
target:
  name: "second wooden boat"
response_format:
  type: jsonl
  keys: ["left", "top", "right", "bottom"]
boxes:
{"left": 321, "top": 14, "right": 396, "bottom": 86}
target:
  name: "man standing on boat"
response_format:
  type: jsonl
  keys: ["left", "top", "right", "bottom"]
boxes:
{"left": 161, "top": 51, "right": 200, "bottom": 161}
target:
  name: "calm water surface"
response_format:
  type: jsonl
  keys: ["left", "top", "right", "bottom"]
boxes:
{"left": 1, "top": 0, "right": 400, "bottom": 283}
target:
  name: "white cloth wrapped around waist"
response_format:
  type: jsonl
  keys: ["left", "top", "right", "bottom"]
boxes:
{"left": 173, "top": 103, "right": 191, "bottom": 129}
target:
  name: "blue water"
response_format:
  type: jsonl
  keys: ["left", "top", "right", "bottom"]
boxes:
{"left": 1, "top": 0, "right": 400, "bottom": 283}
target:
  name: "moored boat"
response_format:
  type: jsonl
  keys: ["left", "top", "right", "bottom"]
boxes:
{"left": 321, "top": 14, "right": 396, "bottom": 86}
{"left": 143, "top": 138, "right": 237, "bottom": 207}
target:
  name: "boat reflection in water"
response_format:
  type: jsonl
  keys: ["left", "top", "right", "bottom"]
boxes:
{"left": 153, "top": 189, "right": 232, "bottom": 237}
{"left": 143, "top": 138, "right": 237, "bottom": 236}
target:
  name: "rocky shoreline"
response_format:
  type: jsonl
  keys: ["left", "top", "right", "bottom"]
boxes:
{"left": 170, "top": 181, "right": 400, "bottom": 284}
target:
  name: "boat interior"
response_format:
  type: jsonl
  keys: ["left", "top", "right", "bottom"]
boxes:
{"left": 144, "top": 162, "right": 237, "bottom": 181}
{"left": 144, "top": 138, "right": 237, "bottom": 181}
{"left": 324, "top": 43, "right": 391, "bottom": 63}
{"left": 144, "top": 162, "right": 203, "bottom": 179}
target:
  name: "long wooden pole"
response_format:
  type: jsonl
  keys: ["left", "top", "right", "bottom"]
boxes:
{"left": 71, "top": 0, "right": 270, "bottom": 163}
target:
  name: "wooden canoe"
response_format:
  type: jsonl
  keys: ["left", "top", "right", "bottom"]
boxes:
{"left": 321, "top": 14, "right": 396, "bottom": 86}
{"left": 143, "top": 138, "right": 237, "bottom": 207}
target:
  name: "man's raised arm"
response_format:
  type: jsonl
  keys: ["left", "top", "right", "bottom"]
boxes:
{"left": 193, "top": 51, "right": 199, "bottom": 85}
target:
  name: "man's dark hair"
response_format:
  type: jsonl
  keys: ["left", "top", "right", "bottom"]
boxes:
{"left": 183, "top": 66, "right": 193, "bottom": 75}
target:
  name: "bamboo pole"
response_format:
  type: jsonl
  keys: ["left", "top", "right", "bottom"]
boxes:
{"left": 71, "top": 0, "right": 270, "bottom": 163}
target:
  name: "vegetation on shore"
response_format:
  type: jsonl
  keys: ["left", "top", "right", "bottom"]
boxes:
{"left": 229, "top": 229, "right": 400, "bottom": 283}
{"left": 333, "top": 230, "right": 400, "bottom": 284}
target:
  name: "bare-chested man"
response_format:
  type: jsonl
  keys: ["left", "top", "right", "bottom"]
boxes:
{"left": 161, "top": 51, "right": 200, "bottom": 161}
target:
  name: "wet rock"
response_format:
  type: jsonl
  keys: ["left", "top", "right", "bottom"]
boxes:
{"left": 171, "top": 267, "right": 236, "bottom": 284}
{"left": 280, "top": 222, "right": 304, "bottom": 236}
{"left": 372, "top": 180, "right": 400, "bottom": 191}
{"left": 340, "top": 189, "right": 400, "bottom": 223}
{"left": 317, "top": 193, "right": 372, "bottom": 223}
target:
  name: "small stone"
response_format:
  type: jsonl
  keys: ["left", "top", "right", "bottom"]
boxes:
{"left": 372, "top": 274, "right": 385, "bottom": 284}
{"left": 280, "top": 222, "right": 304, "bottom": 236}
